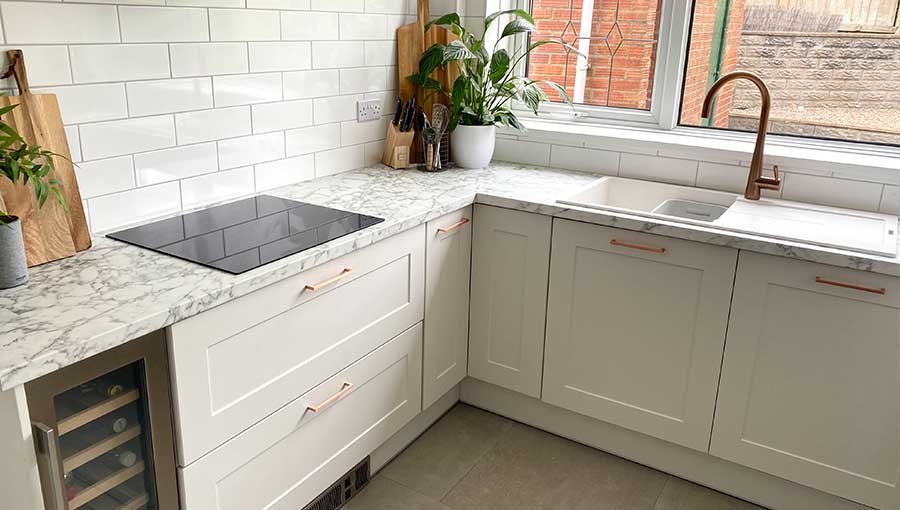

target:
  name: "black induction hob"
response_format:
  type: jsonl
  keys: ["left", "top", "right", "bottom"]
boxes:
{"left": 107, "top": 195, "right": 384, "bottom": 274}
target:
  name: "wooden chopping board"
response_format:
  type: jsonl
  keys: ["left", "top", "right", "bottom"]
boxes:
{"left": 397, "top": 0, "right": 458, "bottom": 162}
{"left": 0, "top": 50, "right": 91, "bottom": 266}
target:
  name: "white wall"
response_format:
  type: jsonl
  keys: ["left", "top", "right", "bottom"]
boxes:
{"left": 0, "top": 0, "right": 421, "bottom": 233}
{"left": 494, "top": 131, "right": 900, "bottom": 215}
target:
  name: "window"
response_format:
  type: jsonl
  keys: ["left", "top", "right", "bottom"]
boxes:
{"left": 523, "top": 0, "right": 900, "bottom": 148}
{"left": 680, "top": 0, "right": 900, "bottom": 146}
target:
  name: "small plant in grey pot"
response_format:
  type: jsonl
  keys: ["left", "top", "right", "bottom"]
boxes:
{"left": 0, "top": 102, "right": 66, "bottom": 289}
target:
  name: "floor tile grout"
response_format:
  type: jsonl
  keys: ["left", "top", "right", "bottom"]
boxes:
{"left": 437, "top": 418, "right": 515, "bottom": 507}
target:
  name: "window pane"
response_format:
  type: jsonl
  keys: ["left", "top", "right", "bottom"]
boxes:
{"left": 527, "top": 0, "right": 664, "bottom": 109}
{"left": 680, "top": 0, "right": 900, "bottom": 146}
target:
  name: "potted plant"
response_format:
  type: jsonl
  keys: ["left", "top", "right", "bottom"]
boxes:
{"left": 0, "top": 102, "right": 66, "bottom": 289}
{"left": 411, "top": 9, "right": 575, "bottom": 168}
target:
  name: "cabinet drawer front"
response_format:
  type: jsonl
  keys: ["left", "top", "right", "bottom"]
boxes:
{"left": 468, "top": 205, "right": 552, "bottom": 398}
{"left": 179, "top": 323, "right": 423, "bottom": 510}
{"left": 423, "top": 207, "right": 472, "bottom": 409}
{"left": 712, "top": 252, "right": 900, "bottom": 509}
{"left": 169, "top": 226, "right": 425, "bottom": 465}
{"left": 543, "top": 220, "right": 737, "bottom": 452}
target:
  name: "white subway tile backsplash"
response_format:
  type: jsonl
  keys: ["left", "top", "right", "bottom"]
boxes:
{"left": 285, "top": 123, "right": 340, "bottom": 155}
{"left": 209, "top": 9, "right": 280, "bottom": 41}
{"left": 249, "top": 42, "right": 311, "bottom": 72}
{"left": 252, "top": 99, "right": 313, "bottom": 133}
{"left": 493, "top": 138, "right": 551, "bottom": 167}
{"left": 213, "top": 73, "right": 282, "bottom": 107}
{"left": 880, "top": 186, "right": 900, "bottom": 215}
{"left": 364, "top": 41, "right": 396, "bottom": 66}
{"left": 339, "top": 13, "right": 387, "bottom": 39}
{"left": 363, "top": 140, "right": 384, "bottom": 165}
{"left": 249, "top": 0, "right": 309, "bottom": 8}
{"left": 696, "top": 162, "right": 754, "bottom": 194}
{"left": 134, "top": 142, "right": 218, "bottom": 185}
{"left": 175, "top": 106, "right": 251, "bottom": 144}
{"left": 549, "top": 145, "right": 619, "bottom": 174}
{"left": 254, "top": 155, "right": 315, "bottom": 191}
{"left": 70, "top": 45, "right": 170, "bottom": 83}
{"left": 283, "top": 70, "right": 339, "bottom": 99}
{"left": 281, "top": 12, "right": 339, "bottom": 40}
{"left": 619, "top": 153, "right": 698, "bottom": 186}
{"left": 170, "top": 43, "right": 249, "bottom": 77}
{"left": 181, "top": 166, "right": 255, "bottom": 209}
{"left": 167, "top": 0, "right": 244, "bottom": 7}
{"left": 0, "top": 46, "right": 71, "bottom": 88}
{"left": 339, "top": 67, "right": 387, "bottom": 94}
{"left": 1, "top": 2, "right": 119, "bottom": 44}
{"left": 33, "top": 84, "right": 127, "bottom": 124}
{"left": 311, "top": 0, "right": 363, "bottom": 11}
{"left": 340, "top": 117, "right": 387, "bottom": 145}
{"left": 314, "top": 145, "right": 364, "bottom": 177}
{"left": 80, "top": 116, "right": 176, "bottom": 160}
{"left": 89, "top": 182, "right": 181, "bottom": 232}
{"left": 313, "top": 94, "right": 361, "bottom": 124}
{"left": 119, "top": 6, "right": 209, "bottom": 42}
{"left": 365, "top": 0, "right": 406, "bottom": 14}
{"left": 65, "top": 126, "right": 82, "bottom": 162}
{"left": 217, "top": 131, "right": 285, "bottom": 169}
{"left": 127, "top": 77, "right": 213, "bottom": 116}
{"left": 781, "top": 173, "right": 884, "bottom": 212}
{"left": 312, "top": 41, "right": 364, "bottom": 69}
{"left": 75, "top": 156, "right": 135, "bottom": 199}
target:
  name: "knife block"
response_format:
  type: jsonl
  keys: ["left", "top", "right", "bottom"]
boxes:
{"left": 382, "top": 123, "right": 415, "bottom": 169}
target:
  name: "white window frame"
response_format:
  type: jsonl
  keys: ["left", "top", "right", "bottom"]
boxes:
{"left": 498, "top": 0, "right": 900, "bottom": 165}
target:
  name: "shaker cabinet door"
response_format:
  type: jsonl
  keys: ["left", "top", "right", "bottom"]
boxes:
{"left": 542, "top": 219, "right": 737, "bottom": 452}
{"left": 423, "top": 207, "right": 472, "bottom": 409}
{"left": 712, "top": 252, "right": 900, "bottom": 509}
{"left": 468, "top": 205, "right": 551, "bottom": 398}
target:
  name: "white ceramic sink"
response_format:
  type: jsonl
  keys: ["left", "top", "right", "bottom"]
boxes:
{"left": 559, "top": 176, "right": 899, "bottom": 257}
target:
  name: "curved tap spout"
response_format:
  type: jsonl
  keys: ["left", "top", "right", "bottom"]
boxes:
{"left": 702, "top": 71, "right": 780, "bottom": 200}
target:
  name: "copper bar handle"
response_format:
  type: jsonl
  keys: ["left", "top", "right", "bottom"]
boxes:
{"left": 815, "top": 276, "right": 885, "bottom": 295}
{"left": 609, "top": 239, "right": 666, "bottom": 254}
{"left": 307, "top": 382, "right": 353, "bottom": 412}
{"left": 437, "top": 217, "right": 470, "bottom": 234}
{"left": 305, "top": 268, "right": 352, "bottom": 291}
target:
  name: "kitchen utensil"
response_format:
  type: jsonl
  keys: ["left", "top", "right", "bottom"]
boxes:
{"left": 431, "top": 104, "right": 449, "bottom": 169}
{"left": 392, "top": 98, "right": 403, "bottom": 125}
{"left": 401, "top": 97, "right": 416, "bottom": 131}
{"left": 0, "top": 49, "right": 91, "bottom": 267}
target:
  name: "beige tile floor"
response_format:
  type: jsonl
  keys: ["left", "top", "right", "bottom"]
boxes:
{"left": 347, "top": 404, "right": 768, "bottom": 510}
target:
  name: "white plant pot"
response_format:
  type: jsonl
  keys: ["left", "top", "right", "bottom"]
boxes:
{"left": 451, "top": 124, "right": 496, "bottom": 169}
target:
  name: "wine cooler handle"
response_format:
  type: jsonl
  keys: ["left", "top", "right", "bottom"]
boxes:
{"left": 32, "top": 422, "right": 67, "bottom": 510}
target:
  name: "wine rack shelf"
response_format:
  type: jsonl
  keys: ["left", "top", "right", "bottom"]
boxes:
{"left": 59, "top": 389, "right": 140, "bottom": 436}
{"left": 63, "top": 425, "right": 142, "bottom": 473}
{"left": 69, "top": 461, "right": 145, "bottom": 510}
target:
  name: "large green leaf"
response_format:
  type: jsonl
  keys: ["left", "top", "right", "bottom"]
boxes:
{"left": 489, "top": 49, "right": 510, "bottom": 84}
{"left": 425, "top": 12, "right": 461, "bottom": 32}
{"left": 484, "top": 9, "right": 534, "bottom": 31}
{"left": 0, "top": 103, "right": 18, "bottom": 117}
{"left": 541, "top": 80, "right": 573, "bottom": 105}
{"left": 417, "top": 43, "right": 446, "bottom": 76}
{"left": 442, "top": 40, "right": 477, "bottom": 62}
{"left": 500, "top": 18, "right": 536, "bottom": 39}
{"left": 520, "top": 82, "right": 548, "bottom": 114}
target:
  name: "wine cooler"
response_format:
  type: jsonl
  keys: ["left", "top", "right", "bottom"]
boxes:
{"left": 24, "top": 331, "right": 178, "bottom": 510}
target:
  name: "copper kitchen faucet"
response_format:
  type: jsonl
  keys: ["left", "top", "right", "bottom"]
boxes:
{"left": 702, "top": 71, "right": 781, "bottom": 200}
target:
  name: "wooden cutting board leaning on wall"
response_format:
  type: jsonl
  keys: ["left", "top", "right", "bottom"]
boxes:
{"left": 397, "top": 0, "right": 459, "bottom": 163}
{"left": 0, "top": 50, "right": 91, "bottom": 267}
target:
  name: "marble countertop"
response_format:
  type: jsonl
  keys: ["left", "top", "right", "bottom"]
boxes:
{"left": 2, "top": 162, "right": 899, "bottom": 390}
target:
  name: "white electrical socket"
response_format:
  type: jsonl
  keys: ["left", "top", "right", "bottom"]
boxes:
{"left": 357, "top": 99, "right": 382, "bottom": 122}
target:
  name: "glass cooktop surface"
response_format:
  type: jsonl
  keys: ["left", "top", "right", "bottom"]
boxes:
{"left": 107, "top": 195, "right": 384, "bottom": 274}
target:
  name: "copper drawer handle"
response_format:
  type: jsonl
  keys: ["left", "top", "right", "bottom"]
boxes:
{"left": 610, "top": 239, "right": 666, "bottom": 254}
{"left": 307, "top": 382, "right": 353, "bottom": 412}
{"left": 305, "top": 267, "right": 352, "bottom": 291}
{"left": 437, "top": 217, "right": 470, "bottom": 233}
{"left": 815, "top": 276, "right": 885, "bottom": 295}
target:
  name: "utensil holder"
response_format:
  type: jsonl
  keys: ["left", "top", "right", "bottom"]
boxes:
{"left": 416, "top": 129, "right": 450, "bottom": 172}
{"left": 382, "top": 123, "right": 415, "bottom": 169}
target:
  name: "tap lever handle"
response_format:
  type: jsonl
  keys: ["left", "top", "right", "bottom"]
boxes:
{"left": 756, "top": 164, "right": 781, "bottom": 190}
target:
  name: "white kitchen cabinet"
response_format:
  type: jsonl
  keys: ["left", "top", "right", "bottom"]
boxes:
{"left": 542, "top": 220, "right": 737, "bottom": 452}
{"left": 168, "top": 225, "right": 424, "bottom": 465}
{"left": 468, "top": 205, "right": 551, "bottom": 398}
{"left": 711, "top": 252, "right": 900, "bottom": 509}
{"left": 423, "top": 207, "right": 472, "bottom": 409}
{"left": 180, "top": 323, "right": 423, "bottom": 510}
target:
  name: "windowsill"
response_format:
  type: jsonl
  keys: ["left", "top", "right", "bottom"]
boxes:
{"left": 505, "top": 118, "right": 900, "bottom": 185}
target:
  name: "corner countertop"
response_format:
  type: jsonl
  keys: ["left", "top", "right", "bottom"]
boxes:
{"left": 2, "top": 162, "right": 899, "bottom": 390}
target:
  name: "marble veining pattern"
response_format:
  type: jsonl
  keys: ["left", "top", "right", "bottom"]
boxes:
{"left": 2, "top": 162, "right": 899, "bottom": 390}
